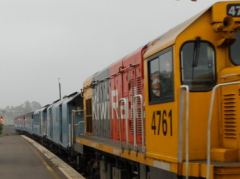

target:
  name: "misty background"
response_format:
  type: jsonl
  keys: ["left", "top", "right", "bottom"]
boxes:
{"left": 0, "top": 101, "right": 41, "bottom": 125}
{"left": 0, "top": 0, "right": 221, "bottom": 124}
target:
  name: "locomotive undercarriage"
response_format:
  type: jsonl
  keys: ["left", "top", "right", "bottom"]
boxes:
{"left": 19, "top": 129, "right": 206, "bottom": 179}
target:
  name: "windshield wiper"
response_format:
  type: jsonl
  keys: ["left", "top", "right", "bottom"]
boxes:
{"left": 191, "top": 40, "right": 201, "bottom": 81}
{"left": 193, "top": 40, "right": 200, "bottom": 67}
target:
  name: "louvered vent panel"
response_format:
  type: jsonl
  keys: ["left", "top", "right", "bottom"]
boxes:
{"left": 136, "top": 77, "right": 143, "bottom": 137}
{"left": 223, "top": 94, "right": 237, "bottom": 139}
{"left": 129, "top": 78, "right": 135, "bottom": 135}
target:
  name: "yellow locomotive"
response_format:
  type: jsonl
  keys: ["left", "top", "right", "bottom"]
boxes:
{"left": 75, "top": 1, "right": 240, "bottom": 179}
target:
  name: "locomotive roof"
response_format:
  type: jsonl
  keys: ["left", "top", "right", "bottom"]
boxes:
{"left": 83, "top": 71, "right": 99, "bottom": 88}
{"left": 67, "top": 91, "right": 78, "bottom": 98}
{"left": 50, "top": 92, "right": 81, "bottom": 108}
{"left": 43, "top": 104, "right": 50, "bottom": 108}
{"left": 83, "top": 3, "right": 214, "bottom": 84}
{"left": 62, "top": 92, "right": 81, "bottom": 105}
{"left": 34, "top": 104, "right": 49, "bottom": 113}
{"left": 144, "top": 7, "right": 209, "bottom": 58}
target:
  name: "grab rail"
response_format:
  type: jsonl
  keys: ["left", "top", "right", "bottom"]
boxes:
{"left": 133, "top": 94, "right": 144, "bottom": 152}
{"left": 206, "top": 81, "right": 240, "bottom": 179}
{"left": 180, "top": 85, "right": 190, "bottom": 179}
{"left": 119, "top": 98, "right": 128, "bottom": 150}
{"left": 71, "top": 109, "right": 83, "bottom": 146}
{"left": 119, "top": 98, "right": 129, "bottom": 148}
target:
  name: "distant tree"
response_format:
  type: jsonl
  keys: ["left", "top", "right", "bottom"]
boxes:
{"left": 31, "top": 101, "right": 41, "bottom": 110}
{"left": 24, "top": 101, "right": 32, "bottom": 113}
{"left": 0, "top": 101, "right": 41, "bottom": 125}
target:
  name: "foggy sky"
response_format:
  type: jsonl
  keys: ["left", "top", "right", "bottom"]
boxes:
{"left": 0, "top": 0, "right": 220, "bottom": 108}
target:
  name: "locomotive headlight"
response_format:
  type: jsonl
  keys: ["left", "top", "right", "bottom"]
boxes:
{"left": 223, "top": 16, "right": 233, "bottom": 28}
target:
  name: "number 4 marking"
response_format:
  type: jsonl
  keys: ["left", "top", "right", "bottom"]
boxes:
{"left": 151, "top": 112, "right": 156, "bottom": 135}
{"left": 229, "top": 6, "right": 236, "bottom": 16}
{"left": 228, "top": 5, "right": 240, "bottom": 17}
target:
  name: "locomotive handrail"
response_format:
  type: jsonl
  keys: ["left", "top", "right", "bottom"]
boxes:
{"left": 73, "top": 121, "right": 85, "bottom": 126}
{"left": 206, "top": 81, "right": 240, "bottom": 179}
{"left": 133, "top": 94, "right": 145, "bottom": 152}
{"left": 119, "top": 98, "right": 128, "bottom": 150}
{"left": 71, "top": 110, "right": 84, "bottom": 146}
{"left": 180, "top": 85, "right": 190, "bottom": 179}
{"left": 119, "top": 63, "right": 139, "bottom": 73}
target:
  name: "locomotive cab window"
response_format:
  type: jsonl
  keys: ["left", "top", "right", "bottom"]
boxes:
{"left": 148, "top": 48, "right": 174, "bottom": 104}
{"left": 230, "top": 32, "right": 240, "bottom": 65}
{"left": 181, "top": 41, "right": 216, "bottom": 91}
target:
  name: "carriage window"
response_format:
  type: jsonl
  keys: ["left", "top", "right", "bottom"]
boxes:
{"left": 181, "top": 41, "right": 215, "bottom": 91}
{"left": 148, "top": 48, "right": 174, "bottom": 104}
{"left": 230, "top": 32, "right": 240, "bottom": 65}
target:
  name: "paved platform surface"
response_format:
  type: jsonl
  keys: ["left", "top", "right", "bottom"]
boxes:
{"left": 23, "top": 135, "right": 84, "bottom": 179}
{"left": 2, "top": 125, "right": 16, "bottom": 136}
{"left": 0, "top": 134, "right": 67, "bottom": 179}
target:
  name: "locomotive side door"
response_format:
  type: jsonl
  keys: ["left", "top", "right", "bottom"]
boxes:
{"left": 144, "top": 47, "right": 179, "bottom": 162}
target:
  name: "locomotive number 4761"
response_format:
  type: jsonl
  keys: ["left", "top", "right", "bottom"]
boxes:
{"left": 151, "top": 110, "right": 173, "bottom": 136}
{"left": 227, "top": 4, "right": 240, "bottom": 17}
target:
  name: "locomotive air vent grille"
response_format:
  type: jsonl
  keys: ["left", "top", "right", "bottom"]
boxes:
{"left": 129, "top": 76, "right": 143, "bottom": 139}
{"left": 223, "top": 94, "right": 237, "bottom": 139}
{"left": 136, "top": 77, "right": 143, "bottom": 137}
{"left": 129, "top": 79, "right": 135, "bottom": 135}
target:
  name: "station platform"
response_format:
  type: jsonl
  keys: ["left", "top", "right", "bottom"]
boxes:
{"left": 0, "top": 125, "right": 83, "bottom": 179}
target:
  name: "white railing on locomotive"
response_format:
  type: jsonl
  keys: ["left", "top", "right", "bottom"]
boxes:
{"left": 133, "top": 94, "right": 145, "bottom": 152}
{"left": 118, "top": 94, "right": 145, "bottom": 152}
{"left": 118, "top": 98, "right": 129, "bottom": 150}
{"left": 74, "top": 121, "right": 85, "bottom": 136}
{"left": 179, "top": 85, "right": 190, "bottom": 179}
{"left": 206, "top": 81, "right": 240, "bottom": 179}
{"left": 71, "top": 109, "right": 84, "bottom": 146}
